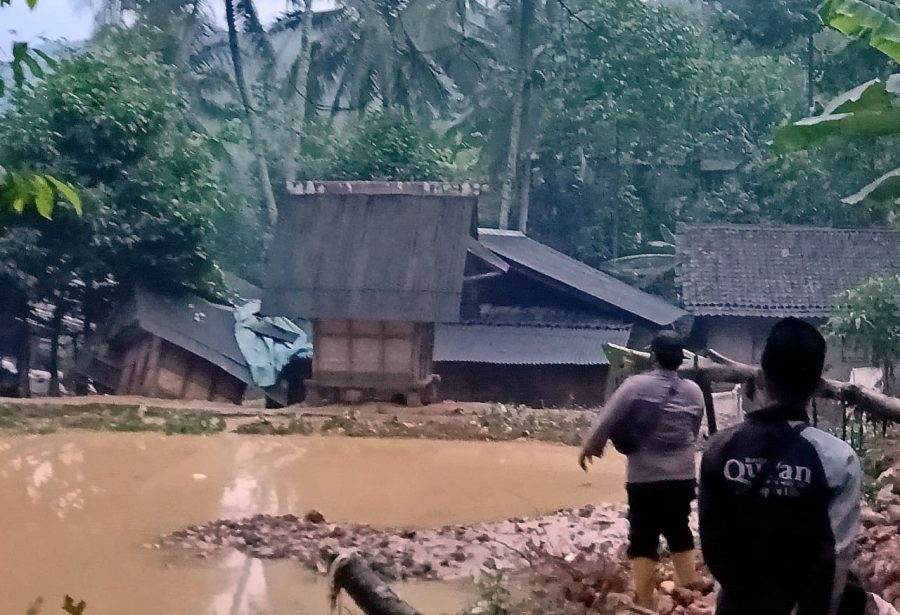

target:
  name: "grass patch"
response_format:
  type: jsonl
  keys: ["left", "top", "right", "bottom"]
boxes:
{"left": 235, "top": 416, "right": 314, "bottom": 435}
{"left": 163, "top": 412, "right": 226, "bottom": 435}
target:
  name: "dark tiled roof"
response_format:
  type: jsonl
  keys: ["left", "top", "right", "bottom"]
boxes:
{"left": 478, "top": 229, "right": 686, "bottom": 326}
{"left": 434, "top": 322, "right": 631, "bottom": 365}
{"left": 676, "top": 224, "right": 900, "bottom": 317}
{"left": 264, "top": 189, "right": 477, "bottom": 322}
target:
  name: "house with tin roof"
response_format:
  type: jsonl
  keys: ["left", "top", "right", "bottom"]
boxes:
{"left": 262, "top": 181, "right": 688, "bottom": 407}
{"left": 434, "top": 229, "right": 687, "bottom": 406}
{"left": 676, "top": 224, "right": 900, "bottom": 379}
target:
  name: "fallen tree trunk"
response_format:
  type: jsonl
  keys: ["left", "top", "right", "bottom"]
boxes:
{"left": 605, "top": 344, "right": 900, "bottom": 424}
{"left": 329, "top": 553, "right": 423, "bottom": 615}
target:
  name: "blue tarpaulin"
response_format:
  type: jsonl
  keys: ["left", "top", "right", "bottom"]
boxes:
{"left": 233, "top": 300, "right": 313, "bottom": 388}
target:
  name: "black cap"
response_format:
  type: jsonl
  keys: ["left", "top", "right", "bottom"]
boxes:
{"left": 650, "top": 330, "right": 684, "bottom": 355}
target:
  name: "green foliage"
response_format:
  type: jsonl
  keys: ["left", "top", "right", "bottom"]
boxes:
{"left": 776, "top": 0, "right": 900, "bottom": 209}
{"left": 775, "top": 75, "right": 900, "bottom": 151}
{"left": 462, "top": 567, "right": 513, "bottom": 615}
{"left": 0, "top": 33, "right": 226, "bottom": 317}
{"left": 162, "top": 412, "right": 227, "bottom": 435}
{"left": 0, "top": 169, "right": 81, "bottom": 217}
{"left": 326, "top": 110, "right": 458, "bottom": 181}
{"left": 707, "top": 0, "right": 819, "bottom": 49}
{"left": 826, "top": 274, "right": 900, "bottom": 391}
{"left": 820, "top": 0, "right": 900, "bottom": 62}
{"left": 749, "top": 139, "right": 900, "bottom": 225}
{"left": 234, "top": 416, "right": 314, "bottom": 435}
{"left": 0, "top": 1, "right": 56, "bottom": 96}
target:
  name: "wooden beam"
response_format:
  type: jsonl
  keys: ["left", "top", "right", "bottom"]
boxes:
{"left": 605, "top": 344, "right": 900, "bottom": 424}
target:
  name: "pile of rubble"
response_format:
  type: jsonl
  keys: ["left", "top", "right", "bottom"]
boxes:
{"left": 162, "top": 504, "right": 630, "bottom": 582}
{"left": 858, "top": 442, "right": 900, "bottom": 611}
{"left": 512, "top": 549, "right": 717, "bottom": 615}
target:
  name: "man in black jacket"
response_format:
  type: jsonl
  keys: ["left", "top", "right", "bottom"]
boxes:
{"left": 699, "top": 318, "right": 861, "bottom": 615}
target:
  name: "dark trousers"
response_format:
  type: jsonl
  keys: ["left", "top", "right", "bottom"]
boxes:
{"left": 626, "top": 479, "right": 696, "bottom": 560}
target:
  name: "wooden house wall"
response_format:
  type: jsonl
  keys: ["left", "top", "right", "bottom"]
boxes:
{"left": 313, "top": 318, "right": 434, "bottom": 390}
{"left": 436, "top": 362, "right": 609, "bottom": 407}
{"left": 116, "top": 335, "right": 245, "bottom": 403}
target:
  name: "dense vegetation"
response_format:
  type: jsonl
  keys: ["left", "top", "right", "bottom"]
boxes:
{"left": 0, "top": 0, "right": 898, "bottom": 392}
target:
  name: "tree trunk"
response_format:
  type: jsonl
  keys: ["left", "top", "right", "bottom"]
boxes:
{"left": 225, "top": 0, "right": 279, "bottom": 228}
{"left": 610, "top": 345, "right": 900, "bottom": 423}
{"left": 498, "top": 0, "right": 534, "bottom": 230}
{"left": 806, "top": 31, "right": 815, "bottom": 112}
{"left": 48, "top": 302, "right": 66, "bottom": 397}
{"left": 15, "top": 299, "right": 30, "bottom": 399}
{"left": 284, "top": 1, "right": 315, "bottom": 183}
{"left": 611, "top": 123, "right": 622, "bottom": 258}
{"left": 498, "top": 92, "right": 524, "bottom": 230}
{"left": 330, "top": 554, "right": 423, "bottom": 615}
{"left": 883, "top": 361, "right": 894, "bottom": 397}
{"left": 517, "top": 154, "right": 533, "bottom": 233}
{"left": 173, "top": 1, "right": 204, "bottom": 71}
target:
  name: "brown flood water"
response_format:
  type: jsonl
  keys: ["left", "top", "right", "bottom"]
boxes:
{"left": 0, "top": 433, "right": 626, "bottom": 615}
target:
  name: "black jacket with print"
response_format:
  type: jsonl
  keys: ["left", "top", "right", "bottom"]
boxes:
{"left": 699, "top": 406, "right": 861, "bottom": 615}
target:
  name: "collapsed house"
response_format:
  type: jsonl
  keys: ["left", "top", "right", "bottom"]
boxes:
{"left": 676, "top": 224, "right": 900, "bottom": 379}
{"left": 80, "top": 284, "right": 310, "bottom": 405}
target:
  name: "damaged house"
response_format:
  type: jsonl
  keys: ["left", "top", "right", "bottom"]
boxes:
{"left": 79, "top": 284, "right": 311, "bottom": 405}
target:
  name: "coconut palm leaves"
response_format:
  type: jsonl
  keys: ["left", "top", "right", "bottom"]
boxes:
{"left": 776, "top": 0, "right": 900, "bottom": 206}
{"left": 316, "top": 0, "right": 482, "bottom": 117}
{"left": 601, "top": 224, "right": 681, "bottom": 289}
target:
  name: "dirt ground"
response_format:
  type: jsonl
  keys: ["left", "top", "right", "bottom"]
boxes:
{"left": 0, "top": 390, "right": 743, "bottom": 445}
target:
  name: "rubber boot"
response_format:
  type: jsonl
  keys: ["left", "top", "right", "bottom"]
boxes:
{"left": 631, "top": 557, "right": 658, "bottom": 610}
{"left": 672, "top": 549, "right": 698, "bottom": 588}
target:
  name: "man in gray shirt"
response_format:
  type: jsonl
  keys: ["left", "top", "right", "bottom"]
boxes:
{"left": 579, "top": 331, "right": 706, "bottom": 609}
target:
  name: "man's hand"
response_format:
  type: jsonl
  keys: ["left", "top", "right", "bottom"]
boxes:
{"left": 578, "top": 450, "right": 597, "bottom": 471}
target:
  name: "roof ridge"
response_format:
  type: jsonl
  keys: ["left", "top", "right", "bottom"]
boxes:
{"left": 677, "top": 223, "right": 900, "bottom": 234}
{"left": 478, "top": 227, "right": 526, "bottom": 237}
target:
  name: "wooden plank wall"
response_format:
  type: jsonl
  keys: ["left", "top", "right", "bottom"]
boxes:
{"left": 314, "top": 318, "right": 433, "bottom": 389}
{"left": 116, "top": 336, "right": 245, "bottom": 403}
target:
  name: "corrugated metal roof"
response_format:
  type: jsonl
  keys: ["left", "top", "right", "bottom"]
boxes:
{"left": 264, "top": 190, "right": 477, "bottom": 322}
{"left": 109, "top": 286, "right": 254, "bottom": 385}
{"left": 676, "top": 224, "right": 900, "bottom": 317}
{"left": 434, "top": 323, "right": 631, "bottom": 365}
{"left": 473, "top": 305, "right": 629, "bottom": 329}
{"left": 478, "top": 229, "right": 686, "bottom": 326}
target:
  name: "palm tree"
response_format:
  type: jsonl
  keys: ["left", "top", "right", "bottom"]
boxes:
{"left": 315, "top": 0, "right": 490, "bottom": 118}
{"left": 224, "top": 0, "right": 278, "bottom": 226}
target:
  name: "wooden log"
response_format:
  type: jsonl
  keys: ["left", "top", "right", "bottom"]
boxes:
{"left": 604, "top": 344, "right": 900, "bottom": 424}
{"left": 329, "top": 553, "right": 423, "bottom": 615}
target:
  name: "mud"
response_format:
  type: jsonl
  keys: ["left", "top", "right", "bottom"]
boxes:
{"left": 0, "top": 432, "right": 625, "bottom": 614}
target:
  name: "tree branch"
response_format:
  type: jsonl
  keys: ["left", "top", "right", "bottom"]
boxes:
{"left": 554, "top": 0, "right": 594, "bottom": 31}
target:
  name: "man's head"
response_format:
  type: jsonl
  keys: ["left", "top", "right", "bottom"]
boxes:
{"left": 760, "top": 317, "right": 826, "bottom": 406}
{"left": 651, "top": 331, "right": 685, "bottom": 371}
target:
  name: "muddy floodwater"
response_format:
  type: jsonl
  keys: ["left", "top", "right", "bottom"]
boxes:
{"left": 0, "top": 432, "right": 626, "bottom": 615}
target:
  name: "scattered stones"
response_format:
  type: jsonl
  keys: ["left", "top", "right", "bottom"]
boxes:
{"left": 163, "top": 503, "right": 631, "bottom": 583}
{"left": 886, "top": 505, "right": 900, "bottom": 525}
{"left": 303, "top": 509, "right": 326, "bottom": 524}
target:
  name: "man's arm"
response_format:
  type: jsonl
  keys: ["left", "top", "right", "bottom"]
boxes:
{"left": 578, "top": 378, "right": 635, "bottom": 468}
{"left": 581, "top": 379, "right": 635, "bottom": 454}
{"left": 800, "top": 430, "right": 862, "bottom": 615}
